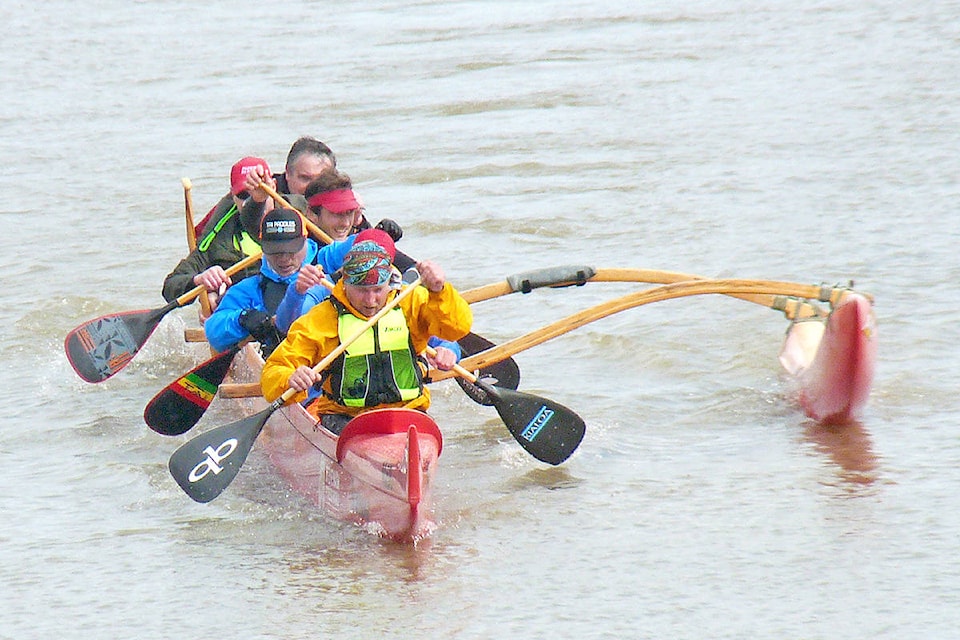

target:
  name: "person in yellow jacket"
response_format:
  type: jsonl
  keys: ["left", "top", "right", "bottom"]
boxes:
{"left": 260, "top": 229, "right": 472, "bottom": 432}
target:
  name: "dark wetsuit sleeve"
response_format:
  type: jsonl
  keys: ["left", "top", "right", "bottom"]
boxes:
{"left": 162, "top": 249, "right": 212, "bottom": 301}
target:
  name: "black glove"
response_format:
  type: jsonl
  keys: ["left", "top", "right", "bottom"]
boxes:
{"left": 238, "top": 309, "right": 274, "bottom": 343}
{"left": 374, "top": 218, "right": 403, "bottom": 242}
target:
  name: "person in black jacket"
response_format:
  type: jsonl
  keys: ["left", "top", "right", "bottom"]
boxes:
{"left": 239, "top": 136, "right": 337, "bottom": 240}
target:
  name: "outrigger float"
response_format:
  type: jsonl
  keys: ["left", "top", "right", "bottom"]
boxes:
{"left": 443, "top": 265, "right": 877, "bottom": 425}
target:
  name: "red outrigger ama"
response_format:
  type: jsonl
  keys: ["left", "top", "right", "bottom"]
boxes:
{"left": 779, "top": 292, "right": 877, "bottom": 424}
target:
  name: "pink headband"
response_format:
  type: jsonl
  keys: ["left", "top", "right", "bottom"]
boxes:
{"left": 307, "top": 189, "right": 359, "bottom": 213}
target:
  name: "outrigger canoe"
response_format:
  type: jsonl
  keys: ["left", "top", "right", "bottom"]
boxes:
{"left": 165, "top": 267, "right": 876, "bottom": 543}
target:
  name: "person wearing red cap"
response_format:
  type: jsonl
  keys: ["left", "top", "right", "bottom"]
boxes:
{"left": 274, "top": 225, "right": 462, "bottom": 376}
{"left": 271, "top": 170, "right": 407, "bottom": 331}
{"left": 277, "top": 171, "right": 459, "bottom": 373}
{"left": 161, "top": 156, "right": 270, "bottom": 308}
{"left": 244, "top": 162, "right": 404, "bottom": 264}
{"left": 261, "top": 229, "right": 473, "bottom": 428}
{"left": 303, "top": 170, "right": 366, "bottom": 241}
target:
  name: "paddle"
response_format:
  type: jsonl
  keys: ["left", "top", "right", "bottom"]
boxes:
{"left": 141, "top": 275, "right": 344, "bottom": 439}
{"left": 65, "top": 251, "right": 263, "bottom": 383}
{"left": 182, "top": 177, "right": 215, "bottom": 323}
{"left": 147, "top": 275, "right": 518, "bottom": 437}
{"left": 143, "top": 341, "right": 246, "bottom": 436}
{"left": 146, "top": 246, "right": 524, "bottom": 438}
{"left": 430, "top": 278, "right": 861, "bottom": 383}
{"left": 450, "top": 332, "right": 520, "bottom": 406}
{"left": 461, "top": 265, "right": 832, "bottom": 320}
{"left": 168, "top": 274, "right": 423, "bottom": 503}
{"left": 428, "top": 347, "right": 583, "bottom": 465}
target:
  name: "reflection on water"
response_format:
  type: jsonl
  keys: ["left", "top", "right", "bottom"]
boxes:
{"left": 503, "top": 465, "right": 584, "bottom": 492}
{"left": 804, "top": 419, "right": 879, "bottom": 487}
{"left": 282, "top": 536, "right": 438, "bottom": 588}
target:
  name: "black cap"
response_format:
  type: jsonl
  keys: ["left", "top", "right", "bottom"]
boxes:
{"left": 260, "top": 208, "right": 306, "bottom": 254}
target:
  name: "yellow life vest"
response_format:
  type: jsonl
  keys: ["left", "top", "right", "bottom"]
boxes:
{"left": 331, "top": 303, "right": 423, "bottom": 408}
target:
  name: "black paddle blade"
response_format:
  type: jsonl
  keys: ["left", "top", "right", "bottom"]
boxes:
{"left": 168, "top": 402, "right": 277, "bottom": 503}
{"left": 64, "top": 304, "right": 173, "bottom": 383}
{"left": 478, "top": 381, "right": 585, "bottom": 465}
{"left": 144, "top": 345, "right": 241, "bottom": 436}
{"left": 455, "top": 332, "right": 521, "bottom": 406}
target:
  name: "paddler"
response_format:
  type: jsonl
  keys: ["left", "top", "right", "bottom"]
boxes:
{"left": 260, "top": 229, "right": 472, "bottom": 434}
{"left": 301, "top": 169, "right": 406, "bottom": 264}
{"left": 161, "top": 156, "right": 271, "bottom": 310}
{"left": 274, "top": 169, "right": 407, "bottom": 333}
{"left": 203, "top": 207, "right": 355, "bottom": 357}
{"left": 238, "top": 136, "right": 338, "bottom": 241}
{"left": 165, "top": 138, "right": 339, "bottom": 315}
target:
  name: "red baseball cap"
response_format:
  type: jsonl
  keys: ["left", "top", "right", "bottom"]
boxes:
{"left": 230, "top": 156, "right": 270, "bottom": 196}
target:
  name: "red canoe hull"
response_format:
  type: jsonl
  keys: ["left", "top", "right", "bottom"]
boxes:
{"left": 260, "top": 405, "right": 442, "bottom": 543}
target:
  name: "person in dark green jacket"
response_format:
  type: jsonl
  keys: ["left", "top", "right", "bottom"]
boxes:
{"left": 162, "top": 156, "right": 274, "bottom": 309}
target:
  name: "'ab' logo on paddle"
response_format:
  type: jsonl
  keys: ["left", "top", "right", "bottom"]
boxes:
{"left": 188, "top": 439, "right": 238, "bottom": 483}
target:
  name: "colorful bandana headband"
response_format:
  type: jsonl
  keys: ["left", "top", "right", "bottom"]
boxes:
{"left": 307, "top": 188, "right": 359, "bottom": 213}
{"left": 342, "top": 239, "right": 393, "bottom": 286}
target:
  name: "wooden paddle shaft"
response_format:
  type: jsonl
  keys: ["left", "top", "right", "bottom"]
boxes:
{"left": 432, "top": 279, "right": 861, "bottom": 382}
{"left": 224, "top": 277, "right": 424, "bottom": 400}
{"left": 173, "top": 250, "right": 262, "bottom": 307}
{"left": 426, "top": 345, "right": 477, "bottom": 382}
{"left": 178, "top": 182, "right": 325, "bottom": 340}
{"left": 219, "top": 381, "right": 260, "bottom": 398}
{"left": 257, "top": 181, "right": 337, "bottom": 246}
{"left": 224, "top": 335, "right": 474, "bottom": 399}
{"left": 182, "top": 178, "right": 199, "bottom": 248}
{"left": 182, "top": 177, "right": 215, "bottom": 343}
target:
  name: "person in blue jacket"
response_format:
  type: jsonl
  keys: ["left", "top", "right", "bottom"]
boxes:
{"left": 204, "top": 206, "right": 354, "bottom": 356}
